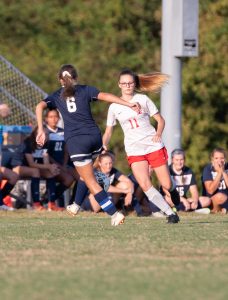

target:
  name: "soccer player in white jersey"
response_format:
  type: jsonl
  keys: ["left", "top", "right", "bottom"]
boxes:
{"left": 103, "top": 69, "right": 180, "bottom": 223}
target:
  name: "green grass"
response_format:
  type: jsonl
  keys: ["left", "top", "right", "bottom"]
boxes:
{"left": 0, "top": 211, "right": 228, "bottom": 300}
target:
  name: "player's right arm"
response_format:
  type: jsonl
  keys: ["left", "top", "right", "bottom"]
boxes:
{"left": 35, "top": 101, "right": 47, "bottom": 146}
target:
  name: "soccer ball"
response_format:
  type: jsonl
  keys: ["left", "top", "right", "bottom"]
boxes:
{"left": 94, "top": 170, "right": 110, "bottom": 192}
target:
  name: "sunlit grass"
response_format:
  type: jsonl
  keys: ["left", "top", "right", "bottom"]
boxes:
{"left": 0, "top": 210, "right": 228, "bottom": 300}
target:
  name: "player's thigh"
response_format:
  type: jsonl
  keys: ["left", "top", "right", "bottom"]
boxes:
{"left": 13, "top": 166, "right": 40, "bottom": 178}
{"left": 153, "top": 164, "right": 172, "bottom": 190}
{"left": 0, "top": 166, "right": 18, "bottom": 183}
{"left": 131, "top": 161, "right": 152, "bottom": 191}
{"left": 76, "top": 163, "right": 102, "bottom": 195}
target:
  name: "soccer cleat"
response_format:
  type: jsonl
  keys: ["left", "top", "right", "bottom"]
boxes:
{"left": 111, "top": 211, "right": 125, "bottom": 226}
{"left": 169, "top": 189, "right": 180, "bottom": 206}
{"left": 167, "top": 213, "right": 180, "bottom": 224}
{"left": 151, "top": 211, "right": 166, "bottom": 218}
{"left": 66, "top": 203, "right": 80, "bottom": 216}
{"left": 0, "top": 204, "right": 15, "bottom": 211}
{"left": 48, "top": 202, "right": 64, "bottom": 211}
{"left": 33, "top": 202, "right": 46, "bottom": 211}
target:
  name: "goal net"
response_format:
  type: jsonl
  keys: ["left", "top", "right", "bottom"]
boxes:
{"left": 0, "top": 55, "right": 47, "bottom": 126}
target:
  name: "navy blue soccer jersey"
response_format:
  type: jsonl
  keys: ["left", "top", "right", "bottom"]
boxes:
{"left": 108, "top": 168, "right": 122, "bottom": 185}
{"left": 202, "top": 163, "right": 228, "bottom": 197}
{"left": 43, "top": 85, "right": 101, "bottom": 141}
{"left": 24, "top": 138, "right": 48, "bottom": 164}
{"left": 46, "top": 126, "right": 65, "bottom": 164}
{"left": 169, "top": 165, "right": 197, "bottom": 197}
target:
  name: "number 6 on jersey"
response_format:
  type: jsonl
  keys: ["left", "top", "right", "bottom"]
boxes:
{"left": 66, "top": 97, "right": 77, "bottom": 112}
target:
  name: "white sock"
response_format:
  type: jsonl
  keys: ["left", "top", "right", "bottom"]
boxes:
{"left": 144, "top": 187, "right": 174, "bottom": 216}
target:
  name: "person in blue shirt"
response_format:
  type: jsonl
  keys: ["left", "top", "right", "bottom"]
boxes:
{"left": 35, "top": 64, "right": 140, "bottom": 226}
{"left": 23, "top": 126, "right": 61, "bottom": 211}
{"left": 202, "top": 148, "right": 228, "bottom": 213}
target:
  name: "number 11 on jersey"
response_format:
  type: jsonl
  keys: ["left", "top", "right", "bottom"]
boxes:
{"left": 129, "top": 118, "right": 139, "bottom": 129}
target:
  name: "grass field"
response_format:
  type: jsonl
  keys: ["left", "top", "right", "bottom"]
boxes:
{"left": 0, "top": 210, "right": 228, "bottom": 300}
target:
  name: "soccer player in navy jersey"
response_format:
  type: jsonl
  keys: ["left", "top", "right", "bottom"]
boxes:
{"left": 35, "top": 64, "right": 140, "bottom": 226}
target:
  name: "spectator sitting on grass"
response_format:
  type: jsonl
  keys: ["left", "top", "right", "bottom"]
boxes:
{"left": 164, "top": 149, "right": 211, "bottom": 212}
{"left": 202, "top": 147, "right": 228, "bottom": 214}
{"left": 82, "top": 152, "right": 134, "bottom": 213}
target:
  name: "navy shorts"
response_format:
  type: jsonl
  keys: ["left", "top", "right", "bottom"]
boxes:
{"left": 66, "top": 134, "right": 103, "bottom": 166}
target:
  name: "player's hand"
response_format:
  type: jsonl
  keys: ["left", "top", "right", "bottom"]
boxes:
{"left": 102, "top": 145, "right": 108, "bottom": 153}
{"left": 36, "top": 129, "right": 46, "bottom": 147}
{"left": 181, "top": 199, "right": 191, "bottom": 211}
{"left": 191, "top": 201, "right": 198, "bottom": 210}
{"left": 124, "top": 192, "right": 133, "bottom": 206}
{"left": 152, "top": 133, "right": 162, "bottom": 143}
{"left": 129, "top": 102, "right": 141, "bottom": 113}
{"left": 213, "top": 161, "right": 224, "bottom": 174}
{"left": 50, "top": 164, "right": 60, "bottom": 176}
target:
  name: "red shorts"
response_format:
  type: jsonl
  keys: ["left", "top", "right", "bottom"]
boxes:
{"left": 127, "top": 147, "right": 168, "bottom": 168}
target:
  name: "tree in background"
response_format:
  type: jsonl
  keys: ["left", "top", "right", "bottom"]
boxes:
{"left": 182, "top": 0, "right": 228, "bottom": 180}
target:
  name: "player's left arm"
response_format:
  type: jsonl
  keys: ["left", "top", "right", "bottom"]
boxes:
{"left": 151, "top": 112, "right": 165, "bottom": 143}
{"left": 102, "top": 125, "right": 114, "bottom": 151}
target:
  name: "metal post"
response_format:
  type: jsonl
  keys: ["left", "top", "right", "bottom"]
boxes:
{"left": 161, "top": 0, "right": 182, "bottom": 158}
{"left": 161, "top": 0, "right": 198, "bottom": 159}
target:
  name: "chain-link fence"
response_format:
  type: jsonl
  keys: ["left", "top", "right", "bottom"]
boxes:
{"left": 0, "top": 55, "right": 47, "bottom": 126}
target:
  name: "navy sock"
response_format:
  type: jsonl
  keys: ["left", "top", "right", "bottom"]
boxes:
{"left": 69, "top": 182, "right": 78, "bottom": 205}
{"left": 57, "top": 195, "right": 65, "bottom": 208}
{"left": 1, "top": 182, "right": 15, "bottom": 198}
{"left": 94, "top": 190, "right": 117, "bottom": 216}
{"left": 0, "top": 189, "right": 4, "bottom": 205}
{"left": 131, "top": 196, "right": 142, "bottom": 215}
{"left": 169, "top": 188, "right": 180, "bottom": 206}
{"left": 74, "top": 179, "right": 89, "bottom": 206}
{"left": 31, "top": 177, "right": 40, "bottom": 203}
{"left": 46, "top": 178, "right": 56, "bottom": 202}
{"left": 55, "top": 183, "right": 68, "bottom": 199}
{"left": 149, "top": 202, "right": 160, "bottom": 213}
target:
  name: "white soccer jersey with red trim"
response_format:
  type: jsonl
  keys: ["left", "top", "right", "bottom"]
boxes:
{"left": 106, "top": 93, "right": 164, "bottom": 156}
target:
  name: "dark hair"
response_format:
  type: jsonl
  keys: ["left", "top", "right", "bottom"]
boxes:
{"left": 119, "top": 68, "right": 169, "bottom": 92}
{"left": 58, "top": 64, "right": 78, "bottom": 100}
{"left": 171, "top": 148, "right": 185, "bottom": 159}
{"left": 44, "top": 108, "right": 60, "bottom": 118}
{"left": 24, "top": 126, "right": 39, "bottom": 152}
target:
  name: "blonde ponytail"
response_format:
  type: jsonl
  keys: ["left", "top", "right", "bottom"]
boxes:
{"left": 119, "top": 69, "right": 169, "bottom": 93}
{"left": 137, "top": 73, "right": 169, "bottom": 92}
